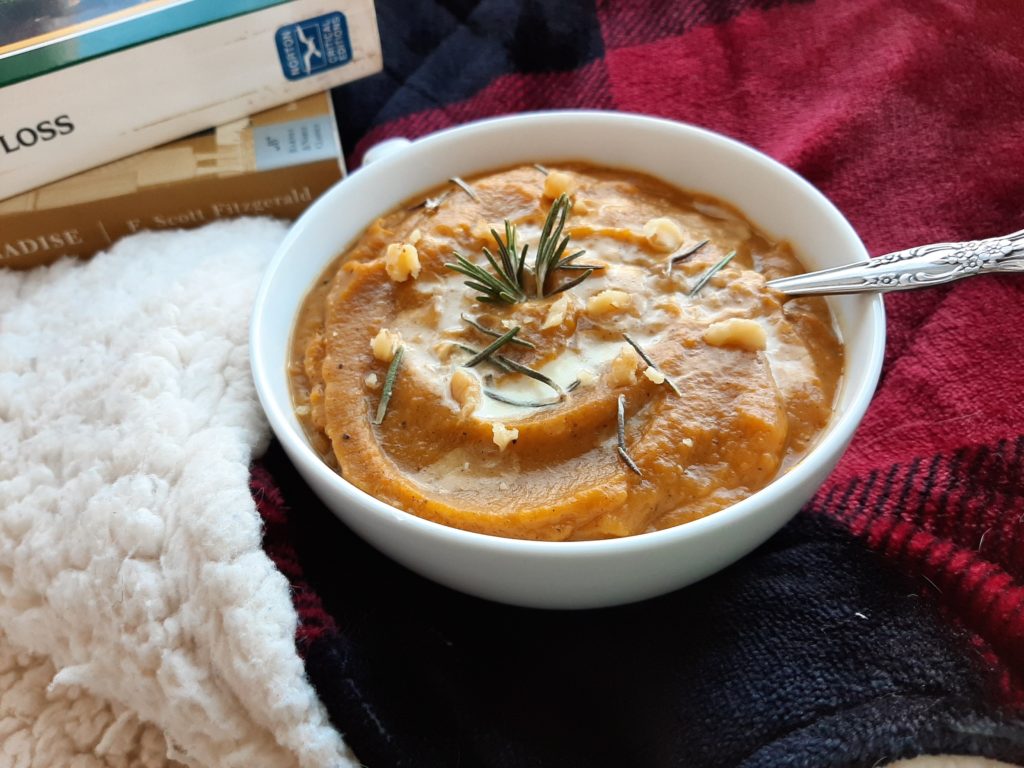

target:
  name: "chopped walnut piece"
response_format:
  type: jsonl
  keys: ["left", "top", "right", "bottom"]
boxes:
{"left": 543, "top": 170, "right": 577, "bottom": 200}
{"left": 384, "top": 242, "right": 421, "bottom": 282}
{"left": 541, "top": 294, "right": 571, "bottom": 330}
{"left": 607, "top": 344, "right": 641, "bottom": 387}
{"left": 643, "top": 366, "right": 666, "bottom": 385}
{"left": 703, "top": 318, "right": 767, "bottom": 351}
{"left": 450, "top": 368, "right": 481, "bottom": 413}
{"left": 587, "top": 289, "right": 632, "bottom": 316}
{"left": 370, "top": 328, "right": 402, "bottom": 362}
{"left": 491, "top": 423, "right": 519, "bottom": 451}
{"left": 643, "top": 217, "right": 685, "bottom": 253}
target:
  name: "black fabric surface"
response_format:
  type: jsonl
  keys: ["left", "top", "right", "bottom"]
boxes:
{"left": 264, "top": 442, "right": 1024, "bottom": 768}
{"left": 331, "top": 0, "right": 605, "bottom": 155}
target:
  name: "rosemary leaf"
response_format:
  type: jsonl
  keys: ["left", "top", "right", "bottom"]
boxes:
{"left": 557, "top": 249, "right": 587, "bottom": 266}
{"left": 493, "top": 355, "right": 564, "bottom": 396}
{"left": 688, "top": 250, "right": 737, "bottom": 296}
{"left": 667, "top": 239, "right": 709, "bottom": 274}
{"left": 426, "top": 188, "right": 452, "bottom": 212}
{"left": 484, "top": 377, "right": 581, "bottom": 408}
{"left": 445, "top": 252, "right": 523, "bottom": 305}
{"left": 450, "top": 176, "right": 480, "bottom": 201}
{"left": 554, "top": 249, "right": 603, "bottom": 271}
{"left": 622, "top": 333, "right": 682, "bottom": 397}
{"left": 461, "top": 313, "right": 535, "bottom": 348}
{"left": 482, "top": 246, "right": 524, "bottom": 300}
{"left": 409, "top": 188, "right": 452, "bottom": 213}
{"left": 481, "top": 245, "right": 507, "bottom": 281}
{"left": 467, "top": 284, "right": 520, "bottom": 305}
{"left": 498, "top": 222, "right": 517, "bottom": 281}
{"left": 463, "top": 279, "right": 505, "bottom": 296}
{"left": 616, "top": 394, "right": 643, "bottom": 476}
{"left": 534, "top": 163, "right": 550, "bottom": 175}
{"left": 534, "top": 194, "right": 574, "bottom": 298}
{"left": 445, "top": 254, "right": 496, "bottom": 286}
{"left": 618, "top": 446, "right": 642, "bottom": 476}
{"left": 372, "top": 346, "right": 404, "bottom": 425}
{"left": 464, "top": 327, "right": 521, "bottom": 367}
{"left": 547, "top": 268, "right": 595, "bottom": 297}
{"left": 484, "top": 390, "right": 559, "bottom": 408}
{"left": 455, "top": 344, "right": 514, "bottom": 373}
{"left": 516, "top": 242, "right": 528, "bottom": 289}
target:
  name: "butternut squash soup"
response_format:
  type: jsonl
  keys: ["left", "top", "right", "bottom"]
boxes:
{"left": 290, "top": 164, "right": 842, "bottom": 541}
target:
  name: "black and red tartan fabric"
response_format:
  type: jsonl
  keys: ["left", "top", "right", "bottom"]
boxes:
{"left": 253, "top": 1, "right": 1024, "bottom": 765}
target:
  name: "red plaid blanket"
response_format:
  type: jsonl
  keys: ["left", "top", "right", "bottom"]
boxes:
{"left": 256, "top": 1, "right": 1024, "bottom": 765}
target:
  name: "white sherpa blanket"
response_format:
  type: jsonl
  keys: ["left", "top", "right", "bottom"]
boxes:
{"left": 0, "top": 220, "right": 355, "bottom": 768}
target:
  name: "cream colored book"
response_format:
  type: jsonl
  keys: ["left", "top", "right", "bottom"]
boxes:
{"left": 0, "top": 91, "right": 345, "bottom": 268}
{"left": 0, "top": 0, "right": 380, "bottom": 200}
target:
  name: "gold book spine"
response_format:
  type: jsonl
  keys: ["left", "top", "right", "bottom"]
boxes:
{"left": 0, "top": 160, "right": 341, "bottom": 269}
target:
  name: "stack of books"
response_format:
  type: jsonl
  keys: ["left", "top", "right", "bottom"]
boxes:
{"left": 0, "top": 0, "right": 383, "bottom": 268}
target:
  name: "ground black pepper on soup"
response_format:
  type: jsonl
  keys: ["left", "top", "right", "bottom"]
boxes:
{"left": 289, "top": 163, "right": 842, "bottom": 540}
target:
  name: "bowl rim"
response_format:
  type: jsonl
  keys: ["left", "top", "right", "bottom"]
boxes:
{"left": 250, "top": 109, "right": 886, "bottom": 556}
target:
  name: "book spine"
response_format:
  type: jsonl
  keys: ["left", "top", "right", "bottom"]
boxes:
{"left": 0, "top": 0, "right": 379, "bottom": 200}
{"left": 0, "top": 160, "right": 342, "bottom": 269}
{"left": 0, "top": 1, "right": 293, "bottom": 85}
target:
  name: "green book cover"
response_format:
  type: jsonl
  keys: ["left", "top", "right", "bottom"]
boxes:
{"left": 0, "top": 0, "right": 292, "bottom": 88}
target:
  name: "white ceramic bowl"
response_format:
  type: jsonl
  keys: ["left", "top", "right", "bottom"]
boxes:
{"left": 250, "top": 111, "right": 885, "bottom": 609}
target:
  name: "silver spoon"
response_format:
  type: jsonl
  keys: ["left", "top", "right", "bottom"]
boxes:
{"left": 766, "top": 229, "right": 1024, "bottom": 296}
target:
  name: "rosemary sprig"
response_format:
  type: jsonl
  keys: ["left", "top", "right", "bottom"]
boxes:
{"left": 461, "top": 313, "right": 535, "bottom": 348}
{"left": 409, "top": 188, "right": 451, "bottom": 213}
{"left": 463, "top": 327, "right": 521, "bottom": 367}
{"left": 457, "top": 342, "right": 564, "bottom": 397}
{"left": 667, "top": 239, "right": 709, "bottom": 274}
{"left": 450, "top": 176, "right": 479, "bottom": 201}
{"left": 484, "top": 390, "right": 559, "bottom": 408}
{"left": 483, "top": 378, "right": 580, "bottom": 409}
{"left": 446, "top": 253, "right": 525, "bottom": 304}
{"left": 446, "top": 221, "right": 528, "bottom": 304}
{"left": 688, "top": 250, "right": 737, "bottom": 296}
{"left": 492, "top": 355, "right": 564, "bottom": 396}
{"left": 372, "top": 346, "right": 404, "bottom": 425}
{"left": 622, "top": 334, "right": 682, "bottom": 397}
{"left": 534, "top": 193, "right": 586, "bottom": 299}
{"left": 616, "top": 394, "right": 642, "bottom": 476}
{"left": 444, "top": 191, "right": 595, "bottom": 304}
{"left": 454, "top": 344, "right": 515, "bottom": 372}
{"left": 485, "top": 221, "right": 529, "bottom": 299}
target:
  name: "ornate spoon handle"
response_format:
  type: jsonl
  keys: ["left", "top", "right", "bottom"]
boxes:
{"left": 766, "top": 229, "right": 1024, "bottom": 296}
